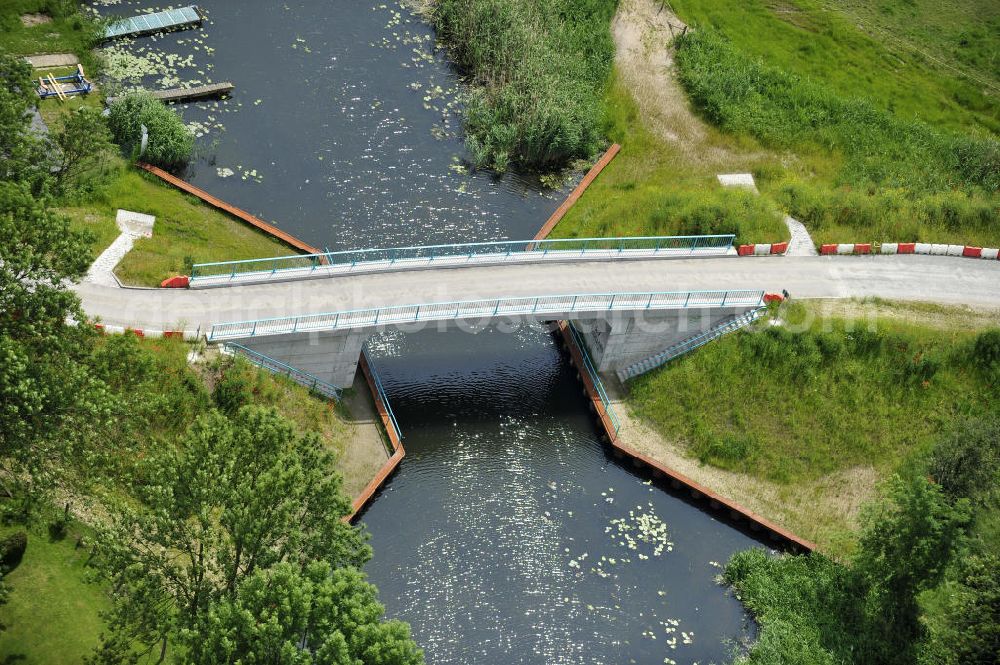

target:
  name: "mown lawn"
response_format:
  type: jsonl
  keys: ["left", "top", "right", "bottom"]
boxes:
{"left": 0, "top": 523, "right": 110, "bottom": 664}
{"left": 87, "top": 162, "right": 298, "bottom": 286}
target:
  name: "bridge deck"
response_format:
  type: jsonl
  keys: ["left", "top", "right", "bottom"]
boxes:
{"left": 74, "top": 255, "right": 1000, "bottom": 335}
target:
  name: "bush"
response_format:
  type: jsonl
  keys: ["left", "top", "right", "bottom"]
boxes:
{"left": 107, "top": 92, "right": 193, "bottom": 169}
{"left": 0, "top": 531, "right": 27, "bottom": 571}
{"left": 213, "top": 364, "right": 255, "bottom": 416}
{"left": 434, "top": 0, "right": 617, "bottom": 171}
{"left": 928, "top": 417, "right": 1000, "bottom": 504}
{"left": 972, "top": 329, "right": 1000, "bottom": 368}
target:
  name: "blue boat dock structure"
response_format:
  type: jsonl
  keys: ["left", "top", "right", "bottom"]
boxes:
{"left": 36, "top": 65, "right": 92, "bottom": 100}
{"left": 103, "top": 5, "right": 203, "bottom": 40}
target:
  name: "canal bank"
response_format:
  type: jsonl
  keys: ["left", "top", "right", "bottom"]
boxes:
{"left": 92, "top": 1, "right": 774, "bottom": 662}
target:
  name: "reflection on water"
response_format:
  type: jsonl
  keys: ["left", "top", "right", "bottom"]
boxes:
{"left": 93, "top": 0, "right": 565, "bottom": 249}
{"left": 362, "top": 327, "right": 762, "bottom": 665}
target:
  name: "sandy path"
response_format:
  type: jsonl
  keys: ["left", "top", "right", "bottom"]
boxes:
{"left": 613, "top": 0, "right": 736, "bottom": 165}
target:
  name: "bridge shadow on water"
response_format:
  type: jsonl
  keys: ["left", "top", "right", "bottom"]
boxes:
{"left": 358, "top": 324, "right": 766, "bottom": 665}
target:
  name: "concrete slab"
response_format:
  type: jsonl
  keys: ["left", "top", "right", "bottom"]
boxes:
{"left": 24, "top": 53, "right": 80, "bottom": 68}
{"left": 716, "top": 173, "right": 758, "bottom": 193}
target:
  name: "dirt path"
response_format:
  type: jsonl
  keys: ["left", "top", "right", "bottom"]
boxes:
{"left": 613, "top": 0, "right": 729, "bottom": 163}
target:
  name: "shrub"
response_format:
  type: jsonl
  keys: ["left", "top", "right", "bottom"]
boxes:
{"left": 0, "top": 531, "right": 27, "bottom": 571}
{"left": 929, "top": 417, "right": 1000, "bottom": 504}
{"left": 434, "top": 0, "right": 616, "bottom": 171}
{"left": 213, "top": 364, "right": 255, "bottom": 416}
{"left": 972, "top": 330, "right": 1000, "bottom": 368}
{"left": 107, "top": 91, "right": 193, "bottom": 169}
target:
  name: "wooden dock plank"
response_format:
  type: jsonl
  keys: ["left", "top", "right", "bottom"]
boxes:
{"left": 106, "top": 82, "right": 234, "bottom": 106}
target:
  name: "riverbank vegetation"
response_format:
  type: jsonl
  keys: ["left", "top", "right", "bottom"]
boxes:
{"left": 433, "top": 0, "right": 618, "bottom": 171}
{"left": 724, "top": 420, "right": 998, "bottom": 664}
{"left": 676, "top": 29, "right": 999, "bottom": 245}
{"left": 626, "top": 300, "right": 1000, "bottom": 552}
{"left": 557, "top": 0, "right": 1000, "bottom": 247}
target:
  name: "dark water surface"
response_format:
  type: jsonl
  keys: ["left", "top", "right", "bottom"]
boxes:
{"left": 95, "top": 3, "right": 766, "bottom": 662}
{"left": 94, "top": 0, "right": 563, "bottom": 249}
{"left": 363, "top": 327, "right": 762, "bottom": 665}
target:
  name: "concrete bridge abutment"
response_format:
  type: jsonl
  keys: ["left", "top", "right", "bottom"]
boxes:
{"left": 570, "top": 305, "right": 759, "bottom": 374}
{"left": 237, "top": 328, "right": 372, "bottom": 388}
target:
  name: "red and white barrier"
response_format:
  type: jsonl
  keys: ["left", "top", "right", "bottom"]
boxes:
{"left": 94, "top": 323, "right": 199, "bottom": 340}
{"left": 820, "top": 243, "right": 870, "bottom": 255}
{"left": 160, "top": 275, "right": 190, "bottom": 288}
{"left": 881, "top": 242, "right": 999, "bottom": 260}
{"left": 737, "top": 241, "right": 788, "bottom": 256}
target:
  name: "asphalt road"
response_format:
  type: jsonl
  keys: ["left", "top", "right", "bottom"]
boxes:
{"left": 73, "top": 255, "right": 1000, "bottom": 333}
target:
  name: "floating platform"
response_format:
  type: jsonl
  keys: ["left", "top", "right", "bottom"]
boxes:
{"left": 106, "top": 82, "right": 234, "bottom": 106}
{"left": 37, "top": 65, "right": 92, "bottom": 100}
{"left": 103, "top": 5, "right": 202, "bottom": 40}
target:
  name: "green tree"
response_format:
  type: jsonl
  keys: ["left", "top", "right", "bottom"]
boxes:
{"left": 851, "top": 475, "right": 971, "bottom": 663}
{"left": 920, "top": 553, "right": 1000, "bottom": 664}
{"left": 94, "top": 406, "right": 373, "bottom": 662}
{"left": 186, "top": 562, "right": 422, "bottom": 665}
{"left": 107, "top": 92, "right": 194, "bottom": 169}
{"left": 52, "top": 107, "right": 114, "bottom": 193}
{"left": 0, "top": 180, "right": 107, "bottom": 517}
{"left": 0, "top": 52, "right": 55, "bottom": 194}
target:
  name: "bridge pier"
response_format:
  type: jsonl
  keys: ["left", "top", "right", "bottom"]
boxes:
{"left": 236, "top": 328, "right": 372, "bottom": 389}
{"left": 570, "top": 306, "right": 759, "bottom": 375}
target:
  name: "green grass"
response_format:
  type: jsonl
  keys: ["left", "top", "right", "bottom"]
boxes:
{"left": 75, "top": 162, "right": 298, "bottom": 286}
{"left": 670, "top": 0, "right": 1000, "bottom": 136}
{"left": 0, "top": 523, "right": 110, "bottom": 664}
{"left": 628, "top": 301, "right": 1000, "bottom": 485}
{"left": 558, "top": 2, "right": 999, "bottom": 247}
{"left": 59, "top": 205, "right": 120, "bottom": 262}
{"left": 554, "top": 73, "right": 789, "bottom": 244}
{"left": 0, "top": 0, "right": 102, "bottom": 69}
{"left": 34, "top": 65, "right": 105, "bottom": 134}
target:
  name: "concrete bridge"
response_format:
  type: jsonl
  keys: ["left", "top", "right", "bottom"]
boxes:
{"left": 74, "top": 237, "right": 1000, "bottom": 389}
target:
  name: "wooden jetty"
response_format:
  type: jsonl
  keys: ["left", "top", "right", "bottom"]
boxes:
{"left": 106, "top": 82, "right": 234, "bottom": 106}
{"left": 103, "top": 5, "right": 202, "bottom": 40}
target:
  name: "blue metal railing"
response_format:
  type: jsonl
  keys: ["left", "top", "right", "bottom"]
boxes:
{"left": 617, "top": 307, "right": 766, "bottom": 381}
{"left": 207, "top": 289, "right": 766, "bottom": 341}
{"left": 190, "top": 234, "right": 735, "bottom": 285}
{"left": 566, "top": 322, "right": 621, "bottom": 435}
{"left": 222, "top": 342, "right": 343, "bottom": 400}
{"left": 362, "top": 346, "right": 402, "bottom": 442}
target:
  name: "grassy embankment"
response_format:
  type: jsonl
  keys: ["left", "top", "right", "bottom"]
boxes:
{"left": 1, "top": 1, "right": 297, "bottom": 286}
{"left": 625, "top": 299, "right": 1000, "bottom": 554}
{"left": 0, "top": 336, "right": 385, "bottom": 664}
{"left": 556, "top": 0, "right": 1000, "bottom": 247}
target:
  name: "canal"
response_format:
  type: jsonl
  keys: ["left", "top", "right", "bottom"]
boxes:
{"left": 94, "top": 1, "right": 768, "bottom": 662}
